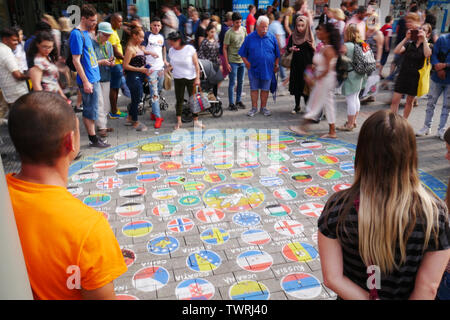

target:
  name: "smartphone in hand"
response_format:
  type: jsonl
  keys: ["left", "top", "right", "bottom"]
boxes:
{"left": 411, "top": 29, "right": 418, "bottom": 41}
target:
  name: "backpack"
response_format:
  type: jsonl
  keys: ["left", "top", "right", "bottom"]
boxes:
{"left": 65, "top": 28, "right": 85, "bottom": 72}
{"left": 336, "top": 54, "right": 351, "bottom": 86}
{"left": 352, "top": 41, "right": 376, "bottom": 75}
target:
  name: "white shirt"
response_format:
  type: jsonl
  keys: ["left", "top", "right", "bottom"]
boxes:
{"left": 168, "top": 45, "right": 197, "bottom": 80}
{"left": 14, "top": 42, "right": 28, "bottom": 72}
{"left": 0, "top": 42, "right": 28, "bottom": 104}
{"left": 145, "top": 33, "right": 165, "bottom": 71}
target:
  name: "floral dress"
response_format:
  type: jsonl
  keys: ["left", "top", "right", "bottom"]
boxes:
{"left": 33, "top": 56, "right": 59, "bottom": 93}
{"left": 197, "top": 38, "right": 221, "bottom": 68}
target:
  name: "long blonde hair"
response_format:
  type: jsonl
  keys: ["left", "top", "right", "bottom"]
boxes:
{"left": 326, "top": 110, "right": 443, "bottom": 274}
{"left": 42, "top": 14, "right": 60, "bottom": 30}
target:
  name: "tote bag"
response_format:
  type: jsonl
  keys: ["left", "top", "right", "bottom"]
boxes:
{"left": 417, "top": 57, "right": 431, "bottom": 97}
{"left": 188, "top": 86, "right": 210, "bottom": 114}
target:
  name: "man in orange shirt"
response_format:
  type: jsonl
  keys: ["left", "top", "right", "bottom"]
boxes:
{"left": 6, "top": 91, "right": 127, "bottom": 300}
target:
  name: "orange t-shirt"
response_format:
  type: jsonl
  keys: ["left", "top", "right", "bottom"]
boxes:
{"left": 6, "top": 174, "right": 127, "bottom": 300}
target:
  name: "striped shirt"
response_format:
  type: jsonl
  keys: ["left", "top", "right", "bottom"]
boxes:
{"left": 318, "top": 193, "right": 450, "bottom": 300}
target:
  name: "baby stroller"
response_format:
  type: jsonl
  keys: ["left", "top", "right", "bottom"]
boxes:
{"left": 181, "top": 59, "right": 223, "bottom": 123}
{"left": 137, "top": 76, "right": 169, "bottom": 116}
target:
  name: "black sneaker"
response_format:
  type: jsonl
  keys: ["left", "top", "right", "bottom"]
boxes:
{"left": 236, "top": 101, "right": 246, "bottom": 109}
{"left": 89, "top": 139, "right": 110, "bottom": 148}
{"left": 228, "top": 103, "right": 238, "bottom": 111}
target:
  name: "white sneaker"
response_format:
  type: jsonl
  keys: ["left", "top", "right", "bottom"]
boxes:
{"left": 437, "top": 128, "right": 446, "bottom": 141}
{"left": 416, "top": 126, "right": 431, "bottom": 136}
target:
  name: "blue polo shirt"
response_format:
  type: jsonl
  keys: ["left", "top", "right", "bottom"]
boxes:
{"left": 238, "top": 31, "right": 280, "bottom": 81}
{"left": 431, "top": 34, "right": 450, "bottom": 85}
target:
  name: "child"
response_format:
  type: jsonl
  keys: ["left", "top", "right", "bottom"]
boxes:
{"left": 142, "top": 17, "right": 169, "bottom": 129}
{"left": 380, "top": 15, "right": 393, "bottom": 78}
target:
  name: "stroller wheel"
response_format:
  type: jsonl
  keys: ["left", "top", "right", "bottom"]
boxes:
{"left": 181, "top": 106, "right": 193, "bottom": 123}
{"left": 211, "top": 101, "right": 223, "bottom": 118}
{"left": 160, "top": 96, "right": 169, "bottom": 111}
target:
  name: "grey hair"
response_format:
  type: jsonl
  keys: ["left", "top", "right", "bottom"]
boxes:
{"left": 256, "top": 15, "right": 270, "bottom": 26}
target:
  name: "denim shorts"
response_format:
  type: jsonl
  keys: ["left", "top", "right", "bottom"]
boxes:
{"left": 248, "top": 72, "right": 271, "bottom": 91}
{"left": 110, "top": 64, "right": 123, "bottom": 89}
{"left": 78, "top": 82, "right": 100, "bottom": 121}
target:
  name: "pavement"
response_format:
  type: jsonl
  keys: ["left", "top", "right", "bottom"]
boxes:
{"left": 1, "top": 69, "right": 449, "bottom": 300}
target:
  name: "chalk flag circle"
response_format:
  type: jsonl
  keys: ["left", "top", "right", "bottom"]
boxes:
{"left": 291, "top": 172, "right": 313, "bottom": 183}
{"left": 116, "top": 202, "right": 145, "bottom": 217}
{"left": 147, "top": 236, "right": 179, "bottom": 255}
{"left": 132, "top": 266, "right": 169, "bottom": 292}
{"left": 72, "top": 171, "right": 99, "bottom": 184}
{"left": 179, "top": 195, "right": 201, "bottom": 206}
{"left": 203, "top": 184, "right": 265, "bottom": 212}
{"left": 159, "top": 161, "right": 182, "bottom": 171}
{"left": 83, "top": 193, "right": 111, "bottom": 207}
{"left": 96, "top": 176, "right": 123, "bottom": 190}
{"left": 183, "top": 181, "right": 206, "bottom": 192}
{"left": 152, "top": 188, "right": 177, "bottom": 200}
{"left": 264, "top": 204, "right": 292, "bottom": 217}
{"left": 92, "top": 159, "right": 117, "bottom": 170}
{"left": 122, "top": 220, "right": 153, "bottom": 237}
{"left": 312, "top": 231, "right": 318, "bottom": 244}
{"left": 281, "top": 273, "right": 322, "bottom": 299}
{"left": 167, "top": 218, "right": 194, "bottom": 233}
{"left": 274, "top": 220, "right": 304, "bottom": 236}
{"left": 152, "top": 204, "right": 177, "bottom": 217}
{"left": 136, "top": 171, "right": 161, "bottom": 183}
{"left": 200, "top": 228, "right": 230, "bottom": 245}
{"left": 175, "top": 278, "right": 215, "bottom": 300}
{"left": 317, "top": 169, "right": 342, "bottom": 180}
{"left": 229, "top": 280, "right": 270, "bottom": 300}
{"left": 232, "top": 212, "right": 261, "bottom": 227}
{"left": 196, "top": 208, "right": 225, "bottom": 223}
{"left": 304, "top": 186, "right": 328, "bottom": 198}
{"left": 278, "top": 135, "right": 297, "bottom": 144}
{"left": 316, "top": 155, "right": 339, "bottom": 165}
{"left": 241, "top": 229, "right": 271, "bottom": 245}
{"left": 299, "top": 203, "right": 324, "bottom": 218}
{"left": 116, "top": 294, "right": 139, "bottom": 300}
{"left": 188, "top": 165, "right": 207, "bottom": 175}
{"left": 340, "top": 161, "right": 355, "bottom": 173}
{"left": 114, "top": 150, "right": 138, "bottom": 161}
{"left": 266, "top": 165, "right": 289, "bottom": 175}
{"left": 273, "top": 188, "right": 297, "bottom": 200}
{"left": 292, "top": 160, "right": 315, "bottom": 169}
{"left": 141, "top": 143, "right": 164, "bottom": 152}
{"left": 333, "top": 183, "right": 352, "bottom": 192}
{"left": 164, "top": 175, "right": 186, "bottom": 186}
{"left": 236, "top": 250, "right": 273, "bottom": 272}
{"left": 301, "top": 141, "right": 323, "bottom": 149}
{"left": 203, "top": 172, "right": 227, "bottom": 183}
{"left": 186, "top": 250, "right": 221, "bottom": 272}
{"left": 291, "top": 148, "right": 313, "bottom": 157}
{"left": 231, "top": 169, "right": 254, "bottom": 180}
{"left": 138, "top": 154, "right": 160, "bottom": 165}
{"left": 282, "top": 242, "right": 319, "bottom": 263}
{"left": 326, "top": 146, "right": 350, "bottom": 155}
{"left": 115, "top": 165, "right": 139, "bottom": 176}
{"left": 119, "top": 186, "right": 147, "bottom": 198}
{"left": 121, "top": 248, "right": 136, "bottom": 267}
{"left": 259, "top": 176, "right": 284, "bottom": 187}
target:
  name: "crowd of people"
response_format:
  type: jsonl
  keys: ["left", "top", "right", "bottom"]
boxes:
{"left": 0, "top": 0, "right": 449, "bottom": 300}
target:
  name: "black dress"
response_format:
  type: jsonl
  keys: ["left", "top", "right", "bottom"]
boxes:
{"left": 288, "top": 39, "right": 314, "bottom": 96}
{"left": 394, "top": 41, "right": 425, "bottom": 96}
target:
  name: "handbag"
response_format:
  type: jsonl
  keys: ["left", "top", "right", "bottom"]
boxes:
{"left": 188, "top": 86, "right": 210, "bottom": 114}
{"left": 163, "top": 69, "right": 173, "bottom": 91}
{"left": 417, "top": 57, "right": 431, "bottom": 97}
{"left": 281, "top": 49, "right": 293, "bottom": 69}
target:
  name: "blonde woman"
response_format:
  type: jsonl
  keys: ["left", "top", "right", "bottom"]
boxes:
{"left": 328, "top": 8, "right": 346, "bottom": 39}
{"left": 360, "top": 14, "right": 384, "bottom": 103}
{"left": 42, "top": 14, "right": 61, "bottom": 56}
{"left": 319, "top": 110, "right": 450, "bottom": 300}
{"left": 337, "top": 24, "right": 364, "bottom": 131}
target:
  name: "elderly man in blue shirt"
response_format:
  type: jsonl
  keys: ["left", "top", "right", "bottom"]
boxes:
{"left": 239, "top": 15, "right": 280, "bottom": 117}
{"left": 416, "top": 33, "right": 450, "bottom": 141}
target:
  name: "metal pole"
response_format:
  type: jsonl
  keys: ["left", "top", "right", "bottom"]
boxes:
{"left": 0, "top": 156, "right": 33, "bottom": 300}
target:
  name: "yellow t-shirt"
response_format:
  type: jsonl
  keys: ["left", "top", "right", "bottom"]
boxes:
{"left": 6, "top": 174, "right": 127, "bottom": 300}
{"left": 109, "top": 30, "right": 123, "bottom": 65}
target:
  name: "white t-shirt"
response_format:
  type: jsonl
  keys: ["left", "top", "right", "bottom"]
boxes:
{"left": 168, "top": 45, "right": 197, "bottom": 80}
{"left": 145, "top": 33, "right": 165, "bottom": 71}
{"left": 0, "top": 42, "right": 28, "bottom": 104}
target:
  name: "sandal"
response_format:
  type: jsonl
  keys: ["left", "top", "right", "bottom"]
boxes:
{"left": 134, "top": 122, "right": 148, "bottom": 132}
{"left": 193, "top": 121, "right": 205, "bottom": 129}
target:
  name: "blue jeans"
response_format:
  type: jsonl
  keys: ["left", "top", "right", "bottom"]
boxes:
{"left": 228, "top": 62, "right": 245, "bottom": 105}
{"left": 437, "top": 271, "right": 450, "bottom": 300}
{"left": 148, "top": 70, "right": 164, "bottom": 118}
{"left": 423, "top": 80, "right": 450, "bottom": 131}
{"left": 78, "top": 81, "right": 101, "bottom": 121}
{"left": 126, "top": 71, "right": 144, "bottom": 122}
{"left": 279, "top": 65, "right": 287, "bottom": 82}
